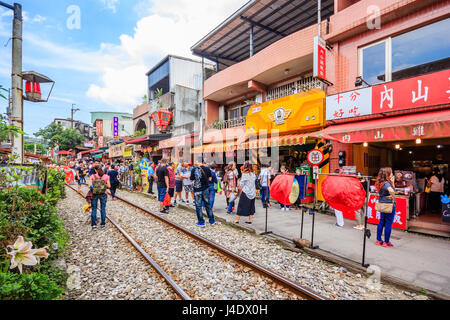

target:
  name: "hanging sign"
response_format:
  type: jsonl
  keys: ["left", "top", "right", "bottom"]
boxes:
{"left": 313, "top": 36, "right": 327, "bottom": 81}
{"left": 113, "top": 117, "right": 119, "bottom": 139}
{"left": 96, "top": 121, "right": 103, "bottom": 136}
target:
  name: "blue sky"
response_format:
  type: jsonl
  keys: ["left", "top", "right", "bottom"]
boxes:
{"left": 0, "top": 0, "right": 245, "bottom": 136}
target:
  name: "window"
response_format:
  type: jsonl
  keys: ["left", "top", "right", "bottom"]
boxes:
{"left": 242, "top": 105, "right": 251, "bottom": 117}
{"left": 359, "top": 18, "right": 450, "bottom": 84}
{"left": 229, "top": 108, "right": 239, "bottom": 119}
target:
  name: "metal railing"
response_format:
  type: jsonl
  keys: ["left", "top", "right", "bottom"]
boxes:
{"left": 206, "top": 116, "right": 246, "bottom": 130}
{"left": 266, "top": 76, "right": 323, "bottom": 102}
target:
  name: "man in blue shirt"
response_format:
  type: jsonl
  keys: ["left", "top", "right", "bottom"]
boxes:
{"left": 147, "top": 162, "right": 155, "bottom": 194}
{"left": 190, "top": 160, "right": 215, "bottom": 227}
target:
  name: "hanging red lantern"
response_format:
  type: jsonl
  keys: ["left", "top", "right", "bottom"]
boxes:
{"left": 25, "top": 81, "right": 42, "bottom": 101}
{"left": 151, "top": 110, "right": 173, "bottom": 130}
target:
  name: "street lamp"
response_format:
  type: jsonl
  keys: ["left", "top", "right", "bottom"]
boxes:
{"left": 71, "top": 104, "right": 80, "bottom": 129}
{"left": 1, "top": 1, "right": 54, "bottom": 164}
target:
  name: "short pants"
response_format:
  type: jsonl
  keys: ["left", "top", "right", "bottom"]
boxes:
{"left": 175, "top": 180, "right": 183, "bottom": 193}
{"left": 168, "top": 188, "right": 175, "bottom": 198}
{"left": 158, "top": 187, "right": 167, "bottom": 202}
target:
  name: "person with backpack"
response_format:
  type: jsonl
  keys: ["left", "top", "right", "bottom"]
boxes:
{"left": 89, "top": 165, "right": 111, "bottom": 230}
{"left": 190, "top": 160, "right": 215, "bottom": 227}
{"left": 108, "top": 165, "right": 120, "bottom": 201}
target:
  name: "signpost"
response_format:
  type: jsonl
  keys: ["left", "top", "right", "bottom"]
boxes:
{"left": 306, "top": 149, "right": 325, "bottom": 249}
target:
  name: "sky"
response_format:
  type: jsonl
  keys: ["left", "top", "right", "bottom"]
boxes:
{"left": 0, "top": 0, "right": 246, "bottom": 137}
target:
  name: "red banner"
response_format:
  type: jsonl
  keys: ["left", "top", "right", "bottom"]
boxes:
{"left": 372, "top": 69, "right": 450, "bottom": 114}
{"left": 343, "top": 195, "right": 407, "bottom": 230}
{"left": 96, "top": 121, "right": 103, "bottom": 136}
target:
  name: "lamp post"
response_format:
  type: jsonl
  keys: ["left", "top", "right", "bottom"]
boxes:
{"left": 1, "top": 1, "right": 23, "bottom": 164}
{"left": 71, "top": 104, "right": 80, "bottom": 129}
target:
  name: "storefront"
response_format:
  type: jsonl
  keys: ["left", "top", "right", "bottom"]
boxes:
{"left": 245, "top": 88, "right": 330, "bottom": 202}
{"left": 323, "top": 69, "right": 450, "bottom": 235}
{"left": 108, "top": 142, "right": 125, "bottom": 161}
{"left": 158, "top": 132, "right": 199, "bottom": 164}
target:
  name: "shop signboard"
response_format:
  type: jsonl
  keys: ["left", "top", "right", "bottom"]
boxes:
{"left": 113, "top": 117, "right": 119, "bottom": 139}
{"left": 367, "top": 195, "right": 407, "bottom": 230}
{"left": 313, "top": 36, "right": 327, "bottom": 81}
{"left": 124, "top": 148, "right": 133, "bottom": 158}
{"left": 246, "top": 89, "right": 326, "bottom": 135}
{"left": 326, "top": 69, "right": 450, "bottom": 121}
{"left": 98, "top": 136, "right": 104, "bottom": 148}
{"left": 109, "top": 143, "right": 125, "bottom": 158}
{"left": 443, "top": 202, "right": 450, "bottom": 223}
{"left": 96, "top": 121, "right": 103, "bottom": 136}
{"left": 326, "top": 87, "right": 372, "bottom": 121}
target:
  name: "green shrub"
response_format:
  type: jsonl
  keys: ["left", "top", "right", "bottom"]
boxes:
{"left": 0, "top": 272, "right": 64, "bottom": 300}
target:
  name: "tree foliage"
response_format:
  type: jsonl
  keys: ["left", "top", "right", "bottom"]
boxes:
{"left": 34, "top": 123, "right": 84, "bottom": 151}
{"left": 24, "top": 143, "right": 47, "bottom": 154}
{"left": 0, "top": 86, "right": 24, "bottom": 143}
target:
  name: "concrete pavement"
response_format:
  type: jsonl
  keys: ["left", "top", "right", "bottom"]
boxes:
{"left": 201, "top": 194, "right": 450, "bottom": 297}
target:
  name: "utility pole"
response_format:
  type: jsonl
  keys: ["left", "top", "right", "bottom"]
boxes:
{"left": 1, "top": 1, "right": 23, "bottom": 164}
{"left": 71, "top": 103, "right": 80, "bottom": 129}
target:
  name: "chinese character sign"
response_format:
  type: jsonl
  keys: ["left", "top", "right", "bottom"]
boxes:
{"left": 113, "top": 117, "right": 119, "bottom": 139}
{"left": 326, "top": 87, "right": 372, "bottom": 121}
{"left": 372, "top": 69, "right": 450, "bottom": 114}
{"left": 96, "top": 121, "right": 103, "bottom": 136}
{"left": 314, "top": 36, "right": 327, "bottom": 81}
{"left": 367, "top": 195, "right": 407, "bottom": 230}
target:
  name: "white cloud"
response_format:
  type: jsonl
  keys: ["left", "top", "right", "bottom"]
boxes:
{"left": 87, "top": 0, "right": 246, "bottom": 108}
{"left": 1, "top": 0, "right": 248, "bottom": 111}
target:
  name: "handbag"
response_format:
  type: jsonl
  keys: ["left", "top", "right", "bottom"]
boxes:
{"left": 163, "top": 193, "right": 171, "bottom": 207}
{"left": 375, "top": 201, "right": 395, "bottom": 213}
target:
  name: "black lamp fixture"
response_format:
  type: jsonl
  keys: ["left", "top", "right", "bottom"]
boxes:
{"left": 355, "top": 76, "right": 371, "bottom": 87}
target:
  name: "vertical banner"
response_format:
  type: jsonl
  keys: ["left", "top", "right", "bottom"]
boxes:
{"left": 98, "top": 136, "right": 104, "bottom": 148}
{"left": 113, "top": 117, "right": 119, "bottom": 140}
{"left": 96, "top": 121, "right": 103, "bottom": 136}
{"left": 313, "top": 36, "right": 327, "bottom": 81}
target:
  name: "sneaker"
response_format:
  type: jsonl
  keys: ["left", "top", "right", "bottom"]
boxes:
{"left": 210, "top": 221, "right": 216, "bottom": 226}
{"left": 375, "top": 241, "right": 384, "bottom": 246}
{"left": 196, "top": 222, "right": 206, "bottom": 228}
{"left": 245, "top": 221, "right": 252, "bottom": 225}
{"left": 286, "top": 208, "right": 290, "bottom": 211}
{"left": 382, "top": 242, "right": 394, "bottom": 248}
{"left": 335, "top": 223, "right": 343, "bottom": 228}
{"left": 160, "top": 210, "right": 168, "bottom": 215}
{"left": 100, "top": 225, "right": 106, "bottom": 229}
{"left": 92, "top": 225, "right": 98, "bottom": 231}
{"left": 173, "top": 201, "right": 177, "bottom": 205}
{"left": 180, "top": 200, "right": 186, "bottom": 203}
{"left": 281, "top": 207, "right": 285, "bottom": 211}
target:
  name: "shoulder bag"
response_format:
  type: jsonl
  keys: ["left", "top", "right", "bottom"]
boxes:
{"left": 375, "top": 182, "right": 396, "bottom": 213}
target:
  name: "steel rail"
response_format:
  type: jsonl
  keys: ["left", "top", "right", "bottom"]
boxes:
{"left": 111, "top": 190, "right": 326, "bottom": 300}
{"left": 66, "top": 184, "right": 191, "bottom": 300}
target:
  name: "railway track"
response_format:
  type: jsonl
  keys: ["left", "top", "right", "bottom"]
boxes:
{"left": 67, "top": 184, "right": 326, "bottom": 300}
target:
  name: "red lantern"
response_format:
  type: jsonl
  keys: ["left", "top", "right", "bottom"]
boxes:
{"left": 151, "top": 110, "right": 173, "bottom": 130}
{"left": 25, "top": 81, "right": 42, "bottom": 101}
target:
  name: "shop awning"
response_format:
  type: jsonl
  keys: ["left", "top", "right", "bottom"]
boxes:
{"left": 159, "top": 132, "right": 199, "bottom": 149}
{"left": 79, "top": 149, "right": 99, "bottom": 155}
{"left": 318, "top": 109, "right": 450, "bottom": 144}
{"left": 192, "top": 140, "right": 238, "bottom": 153}
{"left": 243, "top": 132, "right": 324, "bottom": 150}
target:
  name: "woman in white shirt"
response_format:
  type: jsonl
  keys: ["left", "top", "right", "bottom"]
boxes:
{"left": 429, "top": 169, "right": 444, "bottom": 213}
{"left": 235, "top": 161, "right": 256, "bottom": 225}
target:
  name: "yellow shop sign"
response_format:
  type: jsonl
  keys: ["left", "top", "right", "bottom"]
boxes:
{"left": 246, "top": 88, "right": 325, "bottom": 134}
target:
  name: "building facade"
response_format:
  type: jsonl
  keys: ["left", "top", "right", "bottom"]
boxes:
{"left": 53, "top": 118, "right": 94, "bottom": 142}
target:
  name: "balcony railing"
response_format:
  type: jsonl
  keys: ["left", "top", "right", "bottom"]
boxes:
{"left": 266, "top": 76, "right": 323, "bottom": 102}
{"left": 150, "top": 92, "right": 175, "bottom": 113}
{"left": 206, "top": 116, "right": 246, "bottom": 130}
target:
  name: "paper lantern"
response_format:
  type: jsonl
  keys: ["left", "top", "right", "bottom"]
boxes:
{"left": 151, "top": 110, "right": 173, "bottom": 130}
{"left": 270, "top": 174, "right": 300, "bottom": 206}
{"left": 25, "top": 81, "right": 42, "bottom": 101}
{"left": 321, "top": 176, "right": 366, "bottom": 212}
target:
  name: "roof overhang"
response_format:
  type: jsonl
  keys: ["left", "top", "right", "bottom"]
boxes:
{"left": 191, "top": 0, "right": 334, "bottom": 70}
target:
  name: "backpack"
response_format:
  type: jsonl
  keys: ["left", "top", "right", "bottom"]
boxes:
{"left": 92, "top": 175, "right": 107, "bottom": 195}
